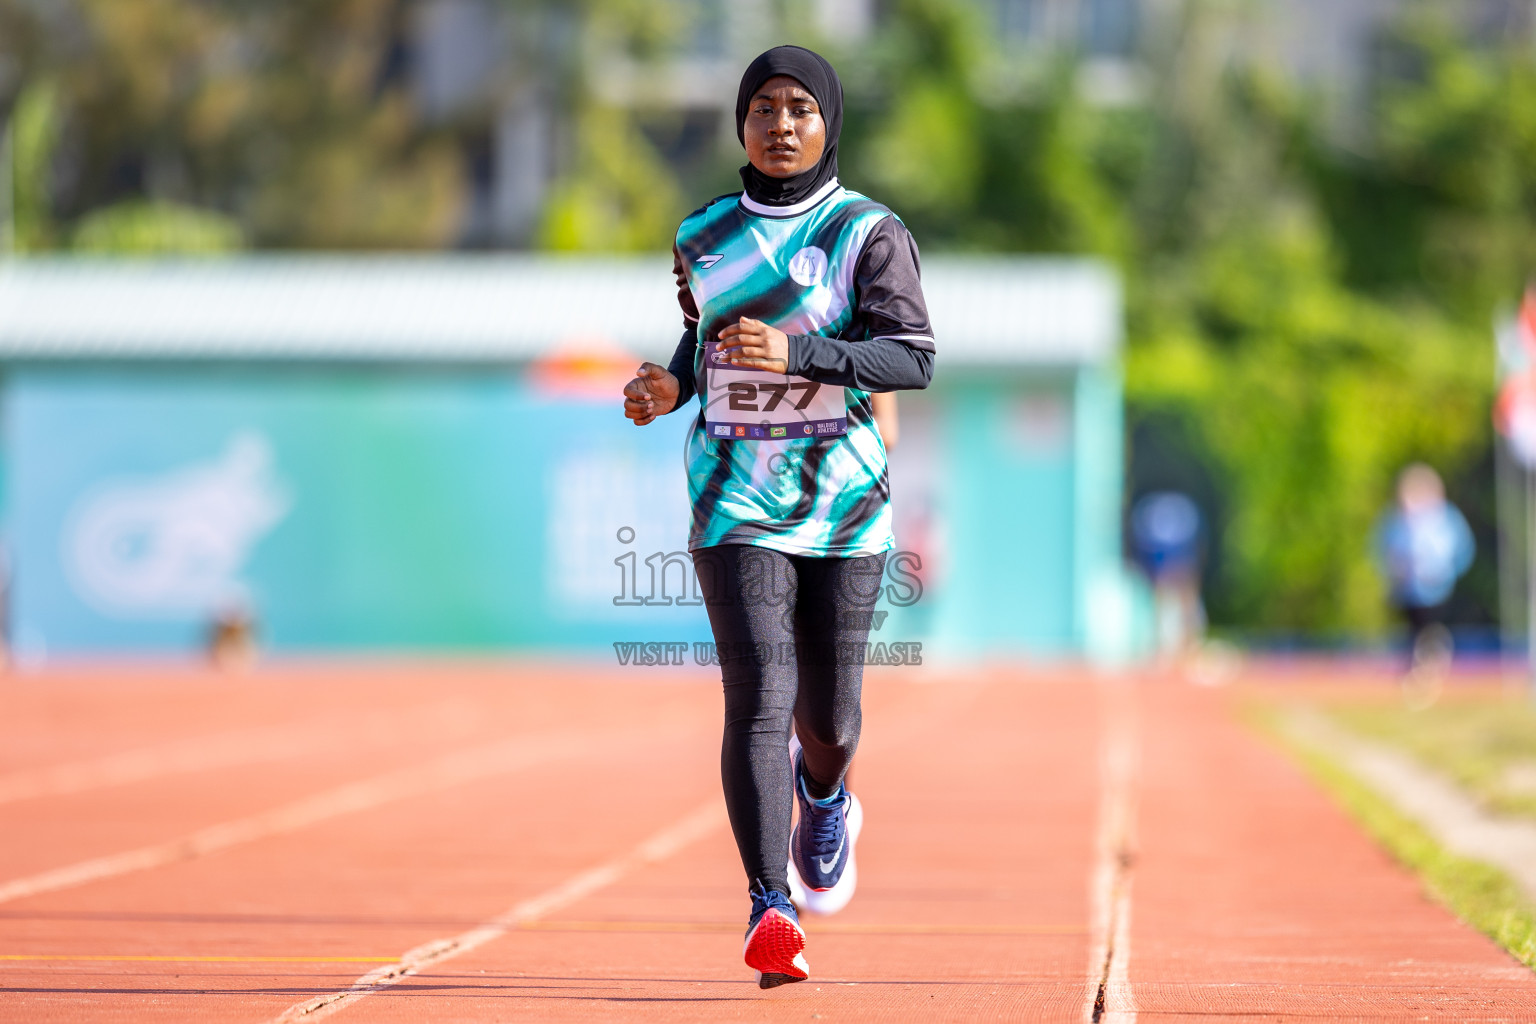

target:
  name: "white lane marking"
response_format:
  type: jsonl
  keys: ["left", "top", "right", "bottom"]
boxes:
{"left": 0, "top": 698, "right": 484, "bottom": 806}
{"left": 0, "top": 726, "right": 644, "bottom": 907}
{"left": 266, "top": 800, "right": 724, "bottom": 1022}
{"left": 1085, "top": 677, "right": 1139, "bottom": 1024}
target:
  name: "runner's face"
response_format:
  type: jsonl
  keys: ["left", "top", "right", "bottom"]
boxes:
{"left": 743, "top": 76, "right": 826, "bottom": 179}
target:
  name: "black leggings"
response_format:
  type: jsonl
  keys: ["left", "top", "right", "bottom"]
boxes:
{"left": 692, "top": 544, "right": 887, "bottom": 899}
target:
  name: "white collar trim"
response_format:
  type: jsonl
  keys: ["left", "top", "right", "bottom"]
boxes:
{"left": 738, "top": 178, "right": 842, "bottom": 218}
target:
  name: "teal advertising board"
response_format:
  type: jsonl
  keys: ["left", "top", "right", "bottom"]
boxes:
{"left": 5, "top": 364, "right": 1122, "bottom": 660}
{"left": 0, "top": 255, "right": 1135, "bottom": 662}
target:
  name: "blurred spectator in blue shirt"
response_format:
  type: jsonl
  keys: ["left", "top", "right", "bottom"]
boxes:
{"left": 1131, "top": 491, "right": 1206, "bottom": 659}
{"left": 1375, "top": 464, "right": 1474, "bottom": 668}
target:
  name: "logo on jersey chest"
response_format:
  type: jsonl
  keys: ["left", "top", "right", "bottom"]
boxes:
{"left": 788, "top": 246, "right": 828, "bottom": 287}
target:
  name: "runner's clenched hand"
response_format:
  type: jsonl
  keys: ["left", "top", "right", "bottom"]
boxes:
{"left": 717, "top": 318, "right": 789, "bottom": 374}
{"left": 623, "top": 362, "right": 680, "bottom": 426}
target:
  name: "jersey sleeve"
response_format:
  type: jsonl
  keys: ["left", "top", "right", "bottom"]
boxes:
{"left": 849, "top": 216, "right": 935, "bottom": 353}
{"left": 787, "top": 334, "right": 933, "bottom": 392}
{"left": 664, "top": 329, "right": 697, "bottom": 410}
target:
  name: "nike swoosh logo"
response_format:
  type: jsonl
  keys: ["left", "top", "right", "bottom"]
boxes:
{"left": 816, "top": 832, "right": 845, "bottom": 874}
{"left": 696, "top": 254, "right": 724, "bottom": 269}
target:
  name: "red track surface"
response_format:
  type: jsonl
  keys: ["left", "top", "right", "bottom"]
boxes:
{"left": 0, "top": 662, "right": 1532, "bottom": 1021}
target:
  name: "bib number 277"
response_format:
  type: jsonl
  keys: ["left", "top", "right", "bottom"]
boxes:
{"left": 727, "top": 381, "right": 821, "bottom": 412}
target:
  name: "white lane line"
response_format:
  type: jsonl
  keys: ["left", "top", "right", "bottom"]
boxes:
{"left": 1085, "top": 677, "right": 1139, "bottom": 1024}
{"left": 0, "top": 726, "right": 648, "bottom": 907}
{"left": 266, "top": 799, "right": 724, "bottom": 1022}
{"left": 0, "top": 698, "right": 485, "bottom": 806}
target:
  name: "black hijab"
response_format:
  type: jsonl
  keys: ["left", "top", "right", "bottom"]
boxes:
{"left": 735, "top": 45, "right": 843, "bottom": 207}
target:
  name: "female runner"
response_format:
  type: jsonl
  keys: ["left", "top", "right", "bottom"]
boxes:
{"left": 621, "top": 44, "right": 935, "bottom": 988}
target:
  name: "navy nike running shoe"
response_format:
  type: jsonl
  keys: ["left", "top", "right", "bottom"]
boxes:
{"left": 742, "top": 881, "right": 808, "bottom": 988}
{"left": 788, "top": 736, "right": 863, "bottom": 908}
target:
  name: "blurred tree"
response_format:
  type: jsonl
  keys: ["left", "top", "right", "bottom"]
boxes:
{"left": 5, "top": 77, "right": 243, "bottom": 255}
{"left": 238, "top": 3, "right": 464, "bottom": 248}
{"left": 834, "top": 0, "right": 1132, "bottom": 259}
{"left": 73, "top": 200, "right": 243, "bottom": 254}
{"left": 1122, "top": 3, "right": 1500, "bottom": 633}
{"left": 539, "top": 104, "right": 684, "bottom": 250}
{"left": 0, "top": 0, "right": 465, "bottom": 249}
{"left": 8, "top": 80, "right": 62, "bottom": 252}
{"left": 534, "top": 0, "right": 690, "bottom": 250}
{"left": 1310, "top": 6, "right": 1536, "bottom": 323}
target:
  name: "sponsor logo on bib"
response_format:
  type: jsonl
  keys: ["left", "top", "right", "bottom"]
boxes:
{"left": 788, "top": 246, "right": 828, "bottom": 287}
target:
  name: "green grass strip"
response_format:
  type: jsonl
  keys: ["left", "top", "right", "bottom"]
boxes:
{"left": 1247, "top": 704, "right": 1536, "bottom": 971}
{"left": 1327, "top": 700, "right": 1536, "bottom": 819}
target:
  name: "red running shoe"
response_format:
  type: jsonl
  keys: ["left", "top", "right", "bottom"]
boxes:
{"left": 742, "top": 882, "right": 809, "bottom": 988}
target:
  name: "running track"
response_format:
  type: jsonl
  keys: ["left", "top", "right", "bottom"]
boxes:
{"left": 1, "top": 663, "right": 1533, "bottom": 1021}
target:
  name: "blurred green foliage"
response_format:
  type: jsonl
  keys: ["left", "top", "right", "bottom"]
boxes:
{"left": 71, "top": 200, "right": 243, "bottom": 254}
{"left": 536, "top": 0, "right": 706, "bottom": 250}
{"left": 8, "top": 78, "right": 61, "bottom": 251}
{"left": 8, "top": 79, "right": 242, "bottom": 254}
{"left": 538, "top": 104, "right": 684, "bottom": 251}
{"left": 0, "top": 0, "right": 463, "bottom": 250}
{"left": 5, "top": 78, "right": 245, "bottom": 254}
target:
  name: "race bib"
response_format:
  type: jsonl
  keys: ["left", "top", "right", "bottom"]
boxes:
{"left": 702, "top": 344, "right": 846, "bottom": 441}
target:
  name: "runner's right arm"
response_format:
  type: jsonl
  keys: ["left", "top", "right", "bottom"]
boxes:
{"left": 664, "top": 330, "right": 697, "bottom": 408}
{"left": 665, "top": 244, "right": 701, "bottom": 408}
{"left": 622, "top": 247, "right": 697, "bottom": 426}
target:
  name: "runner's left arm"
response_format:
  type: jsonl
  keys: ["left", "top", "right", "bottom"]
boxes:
{"left": 785, "top": 216, "right": 935, "bottom": 392}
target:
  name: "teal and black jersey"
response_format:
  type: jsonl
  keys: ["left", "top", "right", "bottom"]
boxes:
{"left": 670, "top": 178, "right": 936, "bottom": 557}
